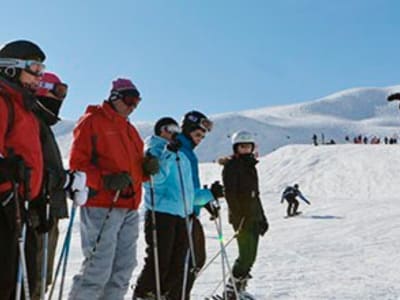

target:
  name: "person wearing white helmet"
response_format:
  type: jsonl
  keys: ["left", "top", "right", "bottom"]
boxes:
{"left": 218, "top": 130, "right": 268, "bottom": 299}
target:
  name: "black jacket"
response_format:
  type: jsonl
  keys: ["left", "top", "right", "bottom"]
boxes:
{"left": 32, "top": 114, "right": 68, "bottom": 219}
{"left": 222, "top": 154, "right": 266, "bottom": 230}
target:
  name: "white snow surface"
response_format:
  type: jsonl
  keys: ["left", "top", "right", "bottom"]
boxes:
{"left": 54, "top": 85, "right": 400, "bottom": 162}
{"left": 55, "top": 144, "right": 400, "bottom": 300}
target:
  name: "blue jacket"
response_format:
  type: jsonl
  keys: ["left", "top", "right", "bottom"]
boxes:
{"left": 177, "top": 134, "right": 213, "bottom": 215}
{"left": 143, "top": 135, "right": 210, "bottom": 217}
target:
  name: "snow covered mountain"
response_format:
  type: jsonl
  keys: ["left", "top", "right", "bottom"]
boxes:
{"left": 57, "top": 144, "right": 400, "bottom": 299}
{"left": 55, "top": 85, "right": 400, "bottom": 163}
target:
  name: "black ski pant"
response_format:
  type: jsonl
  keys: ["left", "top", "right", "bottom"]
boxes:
{"left": 0, "top": 195, "right": 38, "bottom": 300}
{"left": 287, "top": 199, "right": 299, "bottom": 216}
{"left": 232, "top": 221, "right": 259, "bottom": 279}
{"left": 184, "top": 217, "right": 206, "bottom": 299}
{"left": 134, "top": 211, "right": 188, "bottom": 299}
{"left": 166, "top": 216, "right": 206, "bottom": 300}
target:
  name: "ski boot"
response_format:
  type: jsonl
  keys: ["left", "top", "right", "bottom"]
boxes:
{"left": 207, "top": 275, "right": 254, "bottom": 300}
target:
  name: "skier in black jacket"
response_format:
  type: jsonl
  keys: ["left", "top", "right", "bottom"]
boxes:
{"left": 220, "top": 130, "right": 268, "bottom": 299}
{"left": 281, "top": 184, "right": 310, "bottom": 217}
{"left": 30, "top": 72, "right": 88, "bottom": 299}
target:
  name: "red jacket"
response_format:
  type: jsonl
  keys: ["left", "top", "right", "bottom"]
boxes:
{"left": 0, "top": 79, "right": 43, "bottom": 199}
{"left": 69, "top": 102, "right": 146, "bottom": 210}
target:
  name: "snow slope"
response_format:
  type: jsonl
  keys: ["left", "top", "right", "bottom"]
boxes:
{"left": 55, "top": 85, "right": 400, "bottom": 162}
{"left": 54, "top": 144, "right": 400, "bottom": 300}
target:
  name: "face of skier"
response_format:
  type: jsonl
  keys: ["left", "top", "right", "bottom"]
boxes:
{"left": 190, "top": 128, "right": 206, "bottom": 146}
{"left": 19, "top": 68, "right": 42, "bottom": 92}
{"left": 236, "top": 143, "right": 253, "bottom": 155}
{"left": 160, "top": 124, "right": 180, "bottom": 141}
{"left": 113, "top": 96, "right": 139, "bottom": 118}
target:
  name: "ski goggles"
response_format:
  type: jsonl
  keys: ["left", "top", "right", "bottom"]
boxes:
{"left": 39, "top": 81, "right": 68, "bottom": 100}
{"left": 186, "top": 115, "right": 213, "bottom": 132}
{"left": 122, "top": 94, "right": 141, "bottom": 107}
{"left": 0, "top": 58, "right": 45, "bottom": 77}
{"left": 161, "top": 124, "right": 181, "bottom": 135}
{"left": 121, "top": 89, "right": 141, "bottom": 107}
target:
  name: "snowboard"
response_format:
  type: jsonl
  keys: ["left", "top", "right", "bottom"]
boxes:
{"left": 284, "top": 211, "right": 302, "bottom": 218}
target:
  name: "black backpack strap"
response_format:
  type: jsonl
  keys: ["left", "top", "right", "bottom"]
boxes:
{"left": 0, "top": 88, "right": 15, "bottom": 139}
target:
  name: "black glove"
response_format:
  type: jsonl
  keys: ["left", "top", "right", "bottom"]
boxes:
{"left": 0, "top": 155, "right": 26, "bottom": 183}
{"left": 387, "top": 93, "right": 400, "bottom": 101}
{"left": 142, "top": 154, "right": 160, "bottom": 176}
{"left": 259, "top": 218, "right": 269, "bottom": 236}
{"left": 103, "top": 172, "right": 132, "bottom": 191}
{"left": 204, "top": 200, "right": 220, "bottom": 220}
{"left": 210, "top": 181, "right": 224, "bottom": 199}
{"left": 166, "top": 138, "right": 182, "bottom": 153}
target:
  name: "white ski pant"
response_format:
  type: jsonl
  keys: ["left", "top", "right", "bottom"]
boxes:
{"left": 68, "top": 207, "right": 139, "bottom": 300}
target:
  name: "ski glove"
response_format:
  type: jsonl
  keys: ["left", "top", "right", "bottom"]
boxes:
{"left": 103, "top": 172, "right": 132, "bottom": 191}
{"left": 0, "top": 155, "right": 26, "bottom": 183}
{"left": 142, "top": 154, "right": 160, "bottom": 176}
{"left": 387, "top": 93, "right": 400, "bottom": 101}
{"left": 166, "top": 138, "right": 182, "bottom": 153}
{"left": 204, "top": 200, "right": 220, "bottom": 220}
{"left": 210, "top": 181, "right": 224, "bottom": 199}
{"left": 64, "top": 171, "right": 88, "bottom": 206}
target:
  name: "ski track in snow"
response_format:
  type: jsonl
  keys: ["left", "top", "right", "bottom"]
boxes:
{"left": 50, "top": 145, "right": 400, "bottom": 299}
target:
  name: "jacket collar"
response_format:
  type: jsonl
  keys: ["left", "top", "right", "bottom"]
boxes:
{"left": 178, "top": 133, "right": 195, "bottom": 150}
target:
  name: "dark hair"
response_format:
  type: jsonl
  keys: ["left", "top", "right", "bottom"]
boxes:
{"left": 154, "top": 117, "right": 178, "bottom": 136}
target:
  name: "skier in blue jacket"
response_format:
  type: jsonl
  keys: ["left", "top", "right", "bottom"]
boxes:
{"left": 133, "top": 117, "right": 213, "bottom": 300}
{"left": 175, "top": 111, "right": 224, "bottom": 299}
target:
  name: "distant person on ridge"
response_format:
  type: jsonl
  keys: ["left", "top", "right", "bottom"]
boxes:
{"left": 281, "top": 184, "right": 310, "bottom": 217}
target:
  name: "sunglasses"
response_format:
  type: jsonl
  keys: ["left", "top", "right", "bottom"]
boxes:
{"left": 39, "top": 81, "right": 68, "bottom": 100}
{"left": 0, "top": 58, "right": 45, "bottom": 77}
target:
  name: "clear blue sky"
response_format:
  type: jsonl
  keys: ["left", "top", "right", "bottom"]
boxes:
{"left": 1, "top": 0, "right": 399, "bottom": 122}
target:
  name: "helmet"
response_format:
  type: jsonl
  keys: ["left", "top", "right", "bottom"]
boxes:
{"left": 181, "top": 110, "right": 213, "bottom": 134}
{"left": 294, "top": 184, "right": 299, "bottom": 189}
{"left": 154, "top": 117, "right": 180, "bottom": 136}
{"left": 36, "top": 72, "right": 68, "bottom": 99}
{"left": 0, "top": 40, "right": 46, "bottom": 80}
{"left": 231, "top": 130, "right": 255, "bottom": 153}
{"left": 231, "top": 131, "right": 255, "bottom": 145}
{"left": 0, "top": 40, "right": 46, "bottom": 61}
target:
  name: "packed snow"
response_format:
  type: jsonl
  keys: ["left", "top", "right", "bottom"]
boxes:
{"left": 54, "top": 145, "right": 400, "bottom": 300}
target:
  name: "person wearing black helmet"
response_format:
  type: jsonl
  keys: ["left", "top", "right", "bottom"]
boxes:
{"left": 281, "top": 183, "right": 311, "bottom": 217}
{"left": 0, "top": 39, "right": 46, "bottom": 299}
{"left": 165, "top": 111, "right": 222, "bottom": 299}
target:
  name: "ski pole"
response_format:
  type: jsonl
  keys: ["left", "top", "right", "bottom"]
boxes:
{"left": 15, "top": 167, "right": 32, "bottom": 300}
{"left": 40, "top": 175, "right": 53, "bottom": 300}
{"left": 48, "top": 204, "right": 76, "bottom": 300}
{"left": 197, "top": 218, "right": 245, "bottom": 278}
{"left": 149, "top": 176, "right": 162, "bottom": 300}
{"left": 89, "top": 189, "right": 120, "bottom": 259}
{"left": 40, "top": 204, "right": 50, "bottom": 300}
{"left": 175, "top": 154, "right": 197, "bottom": 270}
{"left": 214, "top": 215, "right": 239, "bottom": 299}
{"left": 58, "top": 219, "right": 72, "bottom": 300}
